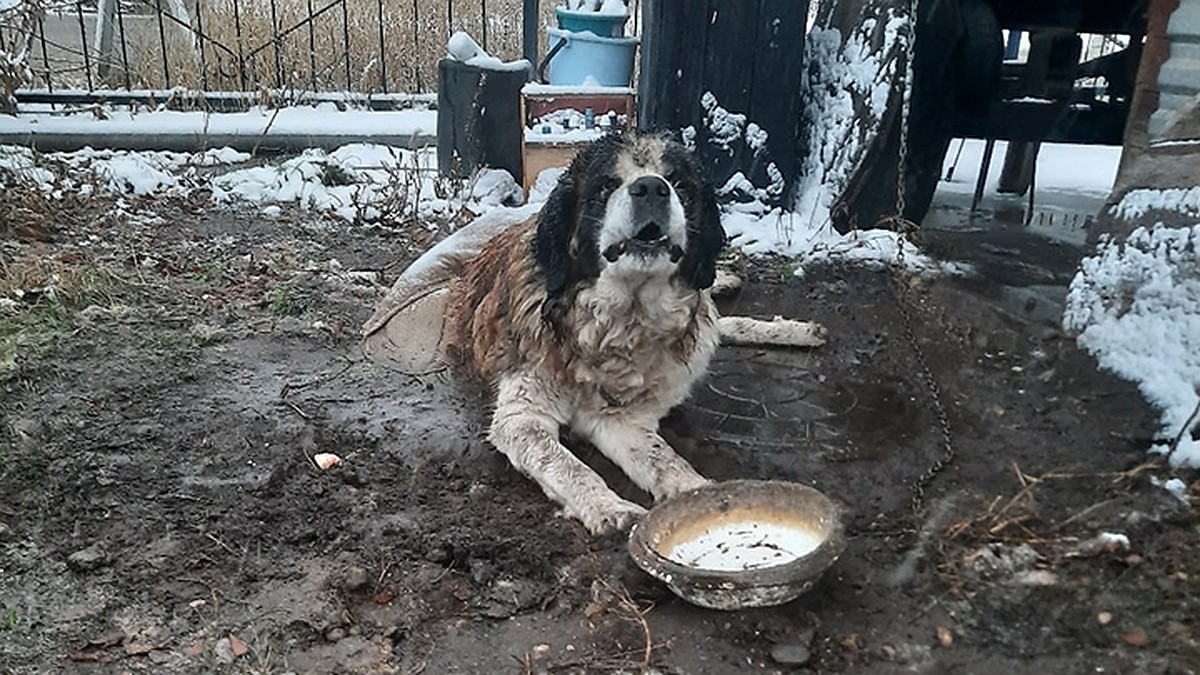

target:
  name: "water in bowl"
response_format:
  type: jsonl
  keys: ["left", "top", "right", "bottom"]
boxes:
{"left": 665, "top": 521, "right": 823, "bottom": 572}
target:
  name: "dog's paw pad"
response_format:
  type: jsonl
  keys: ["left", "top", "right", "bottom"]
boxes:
{"left": 582, "top": 499, "right": 647, "bottom": 535}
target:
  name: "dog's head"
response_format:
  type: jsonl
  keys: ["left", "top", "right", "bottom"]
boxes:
{"left": 534, "top": 133, "right": 724, "bottom": 320}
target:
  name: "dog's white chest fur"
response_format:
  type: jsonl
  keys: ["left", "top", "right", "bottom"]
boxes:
{"left": 566, "top": 275, "right": 718, "bottom": 416}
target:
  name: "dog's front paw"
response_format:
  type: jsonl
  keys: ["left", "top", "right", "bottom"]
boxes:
{"left": 652, "top": 470, "right": 712, "bottom": 502}
{"left": 577, "top": 497, "right": 647, "bottom": 535}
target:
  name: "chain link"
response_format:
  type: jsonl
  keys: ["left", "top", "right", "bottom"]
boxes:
{"left": 888, "top": 0, "right": 956, "bottom": 517}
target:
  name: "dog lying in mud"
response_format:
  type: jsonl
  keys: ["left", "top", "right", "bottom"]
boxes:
{"left": 363, "top": 133, "right": 725, "bottom": 534}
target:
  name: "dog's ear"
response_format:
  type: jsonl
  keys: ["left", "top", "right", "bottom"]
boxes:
{"left": 679, "top": 170, "right": 726, "bottom": 290}
{"left": 534, "top": 167, "right": 579, "bottom": 324}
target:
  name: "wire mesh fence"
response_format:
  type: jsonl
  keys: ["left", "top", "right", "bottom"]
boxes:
{"left": 1, "top": 0, "right": 562, "bottom": 97}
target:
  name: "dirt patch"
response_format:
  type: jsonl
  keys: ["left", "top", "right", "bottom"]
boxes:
{"left": 1, "top": 199, "right": 1198, "bottom": 674}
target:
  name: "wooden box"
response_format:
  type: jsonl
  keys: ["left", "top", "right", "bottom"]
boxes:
{"left": 520, "top": 85, "right": 636, "bottom": 193}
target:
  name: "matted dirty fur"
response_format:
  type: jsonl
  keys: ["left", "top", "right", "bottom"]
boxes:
{"left": 447, "top": 133, "right": 725, "bottom": 533}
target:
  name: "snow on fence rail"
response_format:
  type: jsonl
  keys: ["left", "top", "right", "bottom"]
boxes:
{"left": 0, "top": 0, "right": 557, "bottom": 98}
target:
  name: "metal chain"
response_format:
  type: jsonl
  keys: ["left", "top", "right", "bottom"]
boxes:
{"left": 894, "top": 0, "right": 916, "bottom": 224}
{"left": 889, "top": 0, "right": 956, "bottom": 516}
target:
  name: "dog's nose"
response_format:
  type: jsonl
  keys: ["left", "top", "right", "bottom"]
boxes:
{"left": 628, "top": 175, "right": 670, "bottom": 203}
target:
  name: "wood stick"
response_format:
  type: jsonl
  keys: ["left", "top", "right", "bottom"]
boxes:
{"left": 718, "top": 316, "right": 827, "bottom": 348}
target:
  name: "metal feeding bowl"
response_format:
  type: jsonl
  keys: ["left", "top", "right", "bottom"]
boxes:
{"left": 628, "top": 480, "right": 846, "bottom": 610}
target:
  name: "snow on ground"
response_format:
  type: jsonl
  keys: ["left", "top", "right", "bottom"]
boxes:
{"left": 0, "top": 144, "right": 250, "bottom": 197}
{"left": 0, "top": 142, "right": 521, "bottom": 224}
{"left": 210, "top": 144, "right": 522, "bottom": 223}
{"left": 937, "top": 138, "right": 1122, "bottom": 200}
{"left": 722, "top": 207, "right": 961, "bottom": 275}
{"left": 1064, "top": 223, "right": 1200, "bottom": 468}
{"left": 1113, "top": 187, "right": 1200, "bottom": 221}
{"left": 0, "top": 103, "right": 436, "bottom": 144}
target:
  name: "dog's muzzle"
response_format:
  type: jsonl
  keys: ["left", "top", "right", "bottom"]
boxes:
{"left": 602, "top": 175, "right": 685, "bottom": 263}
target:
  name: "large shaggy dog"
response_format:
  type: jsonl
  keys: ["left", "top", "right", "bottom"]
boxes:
{"left": 367, "top": 133, "right": 725, "bottom": 534}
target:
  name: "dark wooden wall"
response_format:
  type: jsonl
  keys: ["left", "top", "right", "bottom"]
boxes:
{"left": 638, "top": 0, "right": 809, "bottom": 206}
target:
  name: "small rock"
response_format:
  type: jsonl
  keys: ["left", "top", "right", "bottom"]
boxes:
{"left": 769, "top": 643, "right": 811, "bottom": 665}
{"left": 1122, "top": 629, "right": 1149, "bottom": 647}
{"left": 1013, "top": 570, "right": 1058, "bottom": 586}
{"left": 213, "top": 637, "right": 235, "bottom": 665}
{"left": 840, "top": 634, "right": 862, "bottom": 652}
{"left": 424, "top": 545, "right": 452, "bottom": 564}
{"left": 936, "top": 626, "right": 953, "bottom": 647}
{"left": 67, "top": 543, "right": 109, "bottom": 572}
{"left": 124, "top": 642, "right": 154, "bottom": 656}
{"left": 1166, "top": 621, "right": 1194, "bottom": 646}
{"left": 468, "top": 482, "right": 495, "bottom": 502}
{"left": 147, "top": 649, "right": 171, "bottom": 664}
{"left": 469, "top": 558, "right": 496, "bottom": 585}
{"left": 372, "top": 587, "right": 395, "bottom": 605}
{"left": 342, "top": 566, "right": 370, "bottom": 592}
{"left": 1097, "top": 612, "right": 1114, "bottom": 625}
{"left": 183, "top": 639, "right": 206, "bottom": 656}
{"left": 313, "top": 453, "right": 342, "bottom": 470}
{"left": 1070, "top": 532, "right": 1130, "bottom": 558}
{"left": 324, "top": 627, "right": 347, "bottom": 643}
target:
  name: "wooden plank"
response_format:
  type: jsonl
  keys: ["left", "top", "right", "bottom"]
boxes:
{"left": 638, "top": 0, "right": 711, "bottom": 135}
{"left": 749, "top": 0, "right": 808, "bottom": 186}
{"left": 638, "top": 0, "right": 808, "bottom": 206}
{"left": 698, "top": 0, "right": 761, "bottom": 185}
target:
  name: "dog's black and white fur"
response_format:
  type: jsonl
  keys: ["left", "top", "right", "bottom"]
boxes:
{"left": 440, "top": 133, "right": 725, "bottom": 533}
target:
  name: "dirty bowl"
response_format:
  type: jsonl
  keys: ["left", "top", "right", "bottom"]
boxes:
{"left": 628, "top": 480, "right": 846, "bottom": 610}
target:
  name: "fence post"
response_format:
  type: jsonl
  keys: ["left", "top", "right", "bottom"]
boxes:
{"left": 95, "top": 0, "right": 118, "bottom": 84}
{"left": 523, "top": 0, "right": 538, "bottom": 65}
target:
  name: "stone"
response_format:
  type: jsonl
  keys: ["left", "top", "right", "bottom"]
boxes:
{"left": 342, "top": 566, "right": 370, "bottom": 592}
{"left": 213, "top": 637, "right": 235, "bottom": 665}
{"left": 770, "top": 643, "right": 812, "bottom": 665}
{"left": 67, "top": 543, "right": 109, "bottom": 572}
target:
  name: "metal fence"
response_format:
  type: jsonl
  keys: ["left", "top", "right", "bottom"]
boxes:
{"left": 1, "top": 0, "right": 561, "bottom": 101}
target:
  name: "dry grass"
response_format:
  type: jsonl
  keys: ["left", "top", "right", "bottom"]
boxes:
{"left": 0, "top": 249, "right": 133, "bottom": 379}
{"left": 90, "top": 0, "right": 559, "bottom": 94}
{"left": 1, "top": 0, "right": 43, "bottom": 111}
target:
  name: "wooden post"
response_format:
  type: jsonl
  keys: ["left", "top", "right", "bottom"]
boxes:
{"left": 94, "top": 0, "right": 118, "bottom": 84}
{"left": 437, "top": 59, "right": 531, "bottom": 180}
{"left": 523, "top": 0, "right": 539, "bottom": 67}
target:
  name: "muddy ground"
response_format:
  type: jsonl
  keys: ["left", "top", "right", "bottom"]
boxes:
{"left": 1, "top": 189, "right": 1198, "bottom": 674}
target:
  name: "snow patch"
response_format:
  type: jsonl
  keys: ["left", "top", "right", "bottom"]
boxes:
{"left": 446, "top": 30, "right": 531, "bottom": 72}
{"left": 564, "top": 0, "right": 628, "bottom": 15}
{"left": 1064, "top": 224, "right": 1200, "bottom": 467}
{"left": 723, "top": 208, "right": 965, "bottom": 275}
{"left": 1114, "top": 187, "right": 1200, "bottom": 221}
{"left": 0, "top": 105, "right": 436, "bottom": 142}
{"left": 793, "top": 13, "right": 907, "bottom": 228}
{"left": 1153, "top": 477, "right": 1191, "bottom": 505}
{"left": 210, "top": 144, "right": 518, "bottom": 223}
